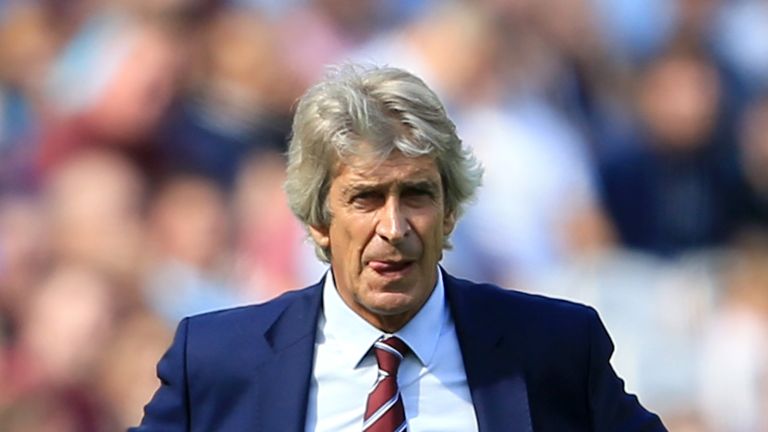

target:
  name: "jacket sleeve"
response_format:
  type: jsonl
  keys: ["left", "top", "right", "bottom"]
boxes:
{"left": 586, "top": 308, "right": 668, "bottom": 432}
{"left": 129, "top": 317, "right": 191, "bottom": 432}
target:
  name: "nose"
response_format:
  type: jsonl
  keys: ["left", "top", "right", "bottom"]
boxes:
{"left": 376, "top": 196, "right": 410, "bottom": 243}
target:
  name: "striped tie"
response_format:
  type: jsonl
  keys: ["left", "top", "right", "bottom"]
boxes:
{"left": 363, "top": 336, "right": 408, "bottom": 432}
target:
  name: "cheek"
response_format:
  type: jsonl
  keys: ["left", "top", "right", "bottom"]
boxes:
{"left": 332, "top": 216, "right": 374, "bottom": 257}
{"left": 430, "top": 228, "right": 445, "bottom": 254}
{"left": 414, "top": 215, "right": 445, "bottom": 251}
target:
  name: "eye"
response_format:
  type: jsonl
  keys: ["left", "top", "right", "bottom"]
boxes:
{"left": 402, "top": 187, "right": 435, "bottom": 205}
{"left": 350, "top": 191, "right": 383, "bottom": 209}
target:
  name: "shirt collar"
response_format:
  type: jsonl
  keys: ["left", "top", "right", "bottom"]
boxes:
{"left": 320, "top": 268, "right": 446, "bottom": 369}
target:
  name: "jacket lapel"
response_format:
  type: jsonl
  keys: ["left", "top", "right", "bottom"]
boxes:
{"left": 254, "top": 278, "right": 324, "bottom": 432}
{"left": 443, "top": 270, "right": 533, "bottom": 432}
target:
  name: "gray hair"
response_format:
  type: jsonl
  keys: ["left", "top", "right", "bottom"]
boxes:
{"left": 285, "top": 64, "right": 483, "bottom": 261}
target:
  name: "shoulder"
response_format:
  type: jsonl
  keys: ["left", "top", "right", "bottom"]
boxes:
{"left": 183, "top": 281, "right": 323, "bottom": 336}
{"left": 444, "top": 271, "right": 604, "bottom": 359}
{"left": 446, "top": 271, "right": 607, "bottom": 375}
{"left": 445, "top": 272, "right": 598, "bottom": 324}
{"left": 163, "top": 281, "right": 323, "bottom": 371}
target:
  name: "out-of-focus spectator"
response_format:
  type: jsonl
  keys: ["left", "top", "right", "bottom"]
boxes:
{"left": 597, "top": 43, "right": 739, "bottom": 256}
{"left": 11, "top": 265, "right": 116, "bottom": 388}
{"left": 232, "top": 151, "right": 325, "bottom": 301}
{"left": 159, "top": 9, "right": 294, "bottom": 189}
{"left": 38, "top": 11, "right": 185, "bottom": 177}
{"left": 635, "top": 44, "right": 721, "bottom": 152}
{"left": 43, "top": 149, "right": 147, "bottom": 293}
{"left": 0, "top": 264, "right": 120, "bottom": 432}
{"left": 144, "top": 172, "right": 243, "bottom": 324}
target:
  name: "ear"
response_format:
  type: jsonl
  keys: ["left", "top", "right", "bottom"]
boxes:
{"left": 443, "top": 211, "right": 457, "bottom": 236}
{"left": 308, "top": 224, "right": 331, "bottom": 249}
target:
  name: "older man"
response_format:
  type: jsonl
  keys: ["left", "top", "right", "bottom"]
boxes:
{"left": 133, "top": 65, "right": 666, "bottom": 431}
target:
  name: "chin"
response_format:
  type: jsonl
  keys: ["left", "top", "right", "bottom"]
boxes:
{"left": 365, "top": 292, "right": 417, "bottom": 315}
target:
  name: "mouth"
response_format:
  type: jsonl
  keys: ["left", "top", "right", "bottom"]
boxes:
{"left": 367, "top": 260, "right": 415, "bottom": 277}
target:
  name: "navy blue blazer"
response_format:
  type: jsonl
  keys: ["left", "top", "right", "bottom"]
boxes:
{"left": 133, "top": 271, "right": 666, "bottom": 431}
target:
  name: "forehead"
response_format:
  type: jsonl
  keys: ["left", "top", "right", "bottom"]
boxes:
{"left": 332, "top": 151, "right": 441, "bottom": 188}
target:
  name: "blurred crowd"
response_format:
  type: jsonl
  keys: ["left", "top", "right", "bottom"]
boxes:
{"left": 0, "top": 0, "right": 767, "bottom": 430}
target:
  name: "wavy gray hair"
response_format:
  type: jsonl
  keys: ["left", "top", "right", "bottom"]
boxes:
{"left": 285, "top": 64, "right": 483, "bottom": 261}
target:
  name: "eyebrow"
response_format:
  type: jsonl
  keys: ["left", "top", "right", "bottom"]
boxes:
{"left": 342, "top": 179, "right": 440, "bottom": 196}
{"left": 400, "top": 180, "right": 440, "bottom": 193}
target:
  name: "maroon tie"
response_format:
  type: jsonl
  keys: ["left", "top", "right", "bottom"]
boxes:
{"left": 363, "top": 336, "right": 409, "bottom": 432}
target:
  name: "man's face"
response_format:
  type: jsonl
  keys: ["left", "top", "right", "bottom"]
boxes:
{"left": 309, "top": 150, "right": 455, "bottom": 332}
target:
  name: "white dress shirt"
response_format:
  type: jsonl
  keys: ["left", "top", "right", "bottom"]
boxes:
{"left": 305, "top": 269, "right": 478, "bottom": 432}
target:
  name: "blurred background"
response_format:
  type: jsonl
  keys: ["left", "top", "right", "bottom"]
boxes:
{"left": 0, "top": 0, "right": 766, "bottom": 430}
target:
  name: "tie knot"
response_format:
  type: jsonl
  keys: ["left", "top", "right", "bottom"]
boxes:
{"left": 373, "top": 336, "right": 408, "bottom": 373}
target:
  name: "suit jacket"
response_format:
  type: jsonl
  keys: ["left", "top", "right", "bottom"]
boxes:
{"left": 132, "top": 270, "right": 667, "bottom": 431}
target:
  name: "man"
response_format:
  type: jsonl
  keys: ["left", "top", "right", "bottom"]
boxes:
{"left": 133, "top": 65, "right": 667, "bottom": 431}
